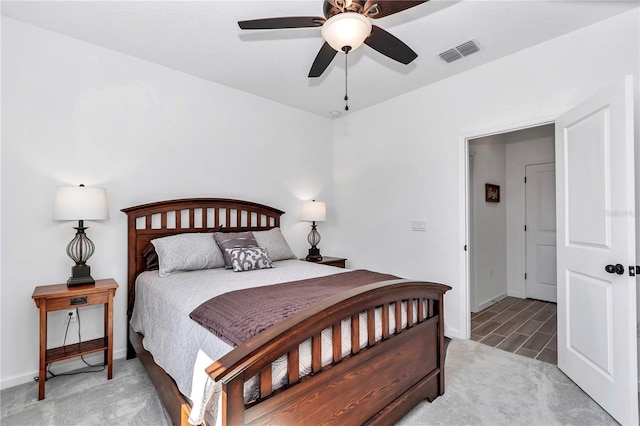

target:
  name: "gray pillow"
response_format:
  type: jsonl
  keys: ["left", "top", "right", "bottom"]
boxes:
{"left": 214, "top": 231, "right": 258, "bottom": 268}
{"left": 253, "top": 227, "right": 297, "bottom": 261}
{"left": 151, "top": 233, "right": 225, "bottom": 277}
{"left": 226, "top": 247, "right": 274, "bottom": 272}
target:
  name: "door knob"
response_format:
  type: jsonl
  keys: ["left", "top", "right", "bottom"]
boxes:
{"left": 605, "top": 264, "right": 624, "bottom": 275}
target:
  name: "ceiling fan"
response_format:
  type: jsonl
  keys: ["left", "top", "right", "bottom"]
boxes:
{"left": 238, "top": 0, "right": 427, "bottom": 78}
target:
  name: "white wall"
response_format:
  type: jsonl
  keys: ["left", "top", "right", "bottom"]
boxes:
{"left": 332, "top": 9, "right": 640, "bottom": 338}
{"left": 0, "top": 18, "right": 334, "bottom": 388}
{"left": 469, "top": 135, "right": 507, "bottom": 310}
{"left": 504, "top": 125, "right": 555, "bottom": 299}
{"left": 2, "top": 7, "right": 639, "bottom": 390}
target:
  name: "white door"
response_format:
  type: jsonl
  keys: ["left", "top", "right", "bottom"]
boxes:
{"left": 469, "top": 155, "right": 479, "bottom": 312}
{"left": 525, "top": 163, "right": 557, "bottom": 302}
{"left": 556, "top": 76, "right": 638, "bottom": 425}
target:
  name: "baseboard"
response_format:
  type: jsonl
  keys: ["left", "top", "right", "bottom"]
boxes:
{"left": 507, "top": 291, "right": 526, "bottom": 299}
{"left": 477, "top": 292, "right": 508, "bottom": 311}
{"left": 0, "top": 348, "right": 127, "bottom": 390}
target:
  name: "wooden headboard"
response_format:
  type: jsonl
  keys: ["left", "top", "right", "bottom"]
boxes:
{"left": 121, "top": 198, "right": 285, "bottom": 319}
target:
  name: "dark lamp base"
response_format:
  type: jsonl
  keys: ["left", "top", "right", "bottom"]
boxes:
{"left": 306, "top": 248, "right": 322, "bottom": 262}
{"left": 67, "top": 265, "right": 95, "bottom": 287}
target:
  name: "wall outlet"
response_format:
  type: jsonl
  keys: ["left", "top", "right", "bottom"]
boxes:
{"left": 68, "top": 310, "right": 77, "bottom": 323}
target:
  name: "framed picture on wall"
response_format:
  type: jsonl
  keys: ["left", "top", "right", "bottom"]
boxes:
{"left": 485, "top": 183, "right": 500, "bottom": 202}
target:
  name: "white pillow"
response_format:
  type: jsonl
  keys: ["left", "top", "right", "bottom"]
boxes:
{"left": 253, "top": 228, "right": 297, "bottom": 261}
{"left": 151, "top": 233, "right": 225, "bottom": 277}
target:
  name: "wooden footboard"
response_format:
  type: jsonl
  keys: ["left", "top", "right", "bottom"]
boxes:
{"left": 207, "top": 279, "right": 450, "bottom": 425}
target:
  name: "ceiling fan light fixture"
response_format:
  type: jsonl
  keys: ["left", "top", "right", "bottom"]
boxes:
{"left": 321, "top": 12, "right": 372, "bottom": 52}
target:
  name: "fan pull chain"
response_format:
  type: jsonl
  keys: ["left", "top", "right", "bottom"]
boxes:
{"left": 343, "top": 46, "right": 351, "bottom": 111}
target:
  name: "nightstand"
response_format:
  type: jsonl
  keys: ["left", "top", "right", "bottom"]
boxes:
{"left": 32, "top": 278, "right": 118, "bottom": 400}
{"left": 304, "top": 256, "right": 347, "bottom": 268}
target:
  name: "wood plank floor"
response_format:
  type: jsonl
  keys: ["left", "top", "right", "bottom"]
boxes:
{"left": 471, "top": 296, "right": 557, "bottom": 364}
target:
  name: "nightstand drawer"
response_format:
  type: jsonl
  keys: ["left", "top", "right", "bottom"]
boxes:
{"left": 304, "top": 256, "right": 347, "bottom": 268}
{"left": 45, "top": 292, "right": 109, "bottom": 311}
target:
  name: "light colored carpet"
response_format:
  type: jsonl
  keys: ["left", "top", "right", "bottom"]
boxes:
{"left": 1, "top": 358, "right": 171, "bottom": 426}
{"left": 398, "top": 339, "right": 617, "bottom": 425}
{"left": 1, "top": 339, "right": 618, "bottom": 425}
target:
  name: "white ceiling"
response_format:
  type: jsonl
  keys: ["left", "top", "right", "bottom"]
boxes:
{"left": 2, "top": 0, "right": 637, "bottom": 118}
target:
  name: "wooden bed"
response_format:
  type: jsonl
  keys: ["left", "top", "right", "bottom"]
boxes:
{"left": 122, "top": 198, "right": 451, "bottom": 426}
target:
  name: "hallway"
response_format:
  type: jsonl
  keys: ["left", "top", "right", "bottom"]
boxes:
{"left": 471, "top": 296, "right": 557, "bottom": 364}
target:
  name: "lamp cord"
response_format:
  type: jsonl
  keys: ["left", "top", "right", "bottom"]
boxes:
{"left": 36, "top": 309, "right": 105, "bottom": 382}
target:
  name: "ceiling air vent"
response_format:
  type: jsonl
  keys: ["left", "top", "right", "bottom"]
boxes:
{"left": 439, "top": 48, "right": 462, "bottom": 63}
{"left": 439, "top": 39, "right": 480, "bottom": 63}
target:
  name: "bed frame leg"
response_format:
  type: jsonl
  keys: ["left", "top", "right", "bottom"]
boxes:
{"left": 126, "top": 329, "right": 137, "bottom": 360}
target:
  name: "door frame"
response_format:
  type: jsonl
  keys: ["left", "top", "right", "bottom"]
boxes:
{"left": 460, "top": 116, "right": 556, "bottom": 339}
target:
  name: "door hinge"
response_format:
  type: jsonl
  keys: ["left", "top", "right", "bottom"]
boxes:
{"left": 524, "top": 176, "right": 527, "bottom": 183}
{"left": 524, "top": 225, "right": 527, "bottom": 232}
{"left": 631, "top": 265, "right": 640, "bottom": 277}
{"left": 524, "top": 273, "right": 527, "bottom": 280}
{"left": 464, "top": 245, "right": 467, "bottom": 251}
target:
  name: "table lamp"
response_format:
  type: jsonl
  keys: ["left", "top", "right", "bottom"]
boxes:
{"left": 53, "top": 184, "right": 109, "bottom": 286}
{"left": 301, "top": 200, "right": 326, "bottom": 261}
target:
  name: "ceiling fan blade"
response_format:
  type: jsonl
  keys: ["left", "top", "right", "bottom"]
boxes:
{"left": 364, "top": 1, "right": 428, "bottom": 19}
{"left": 238, "top": 16, "right": 325, "bottom": 30}
{"left": 364, "top": 25, "right": 417, "bottom": 65}
{"left": 308, "top": 42, "right": 338, "bottom": 78}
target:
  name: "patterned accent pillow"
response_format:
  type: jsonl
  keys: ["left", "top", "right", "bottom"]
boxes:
{"left": 214, "top": 231, "right": 258, "bottom": 268}
{"left": 226, "top": 247, "right": 274, "bottom": 272}
{"left": 151, "top": 233, "right": 225, "bottom": 277}
{"left": 253, "top": 228, "right": 297, "bottom": 261}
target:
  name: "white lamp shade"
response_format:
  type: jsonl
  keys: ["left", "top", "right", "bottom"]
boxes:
{"left": 321, "top": 12, "right": 372, "bottom": 52}
{"left": 301, "top": 201, "right": 327, "bottom": 222}
{"left": 53, "top": 185, "right": 109, "bottom": 221}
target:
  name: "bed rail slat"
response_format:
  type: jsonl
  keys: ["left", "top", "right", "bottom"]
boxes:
{"left": 395, "top": 301, "right": 401, "bottom": 334}
{"left": 311, "top": 335, "right": 322, "bottom": 374}
{"left": 259, "top": 368, "right": 272, "bottom": 399}
{"left": 382, "top": 303, "right": 390, "bottom": 339}
{"left": 367, "top": 308, "right": 375, "bottom": 347}
{"left": 288, "top": 347, "right": 299, "bottom": 386}
{"left": 161, "top": 212, "right": 167, "bottom": 229}
{"left": 332, "top": 322, "right": 342, "bottom": 363}
{"left": 351, "top": 314, "right": 360, "bottom": 355}
{"left": 418, "top": 298, "right": 424, "bottom": 321}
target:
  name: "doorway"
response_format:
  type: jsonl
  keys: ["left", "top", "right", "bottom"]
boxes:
{"left": 467, "top": 123, "right": 557, "bottom": 363}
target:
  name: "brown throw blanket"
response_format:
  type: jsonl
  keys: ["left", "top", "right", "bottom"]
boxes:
{"left": 189, "top": 270, "right": 398, "bottom": 347}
